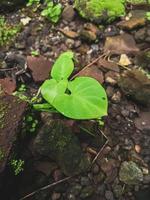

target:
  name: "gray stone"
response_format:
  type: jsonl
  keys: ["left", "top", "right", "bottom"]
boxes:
{"left": 105, "top": 190, "right": 114, "bottom": 200}
{"left": 80, "top": 186, "right": 95, "bottom": 199}
{"left": 119, "top": 161, "right": 143, "bottom": 185}
{"left": 33, "top": 119, "right": 90, "bottom": 176}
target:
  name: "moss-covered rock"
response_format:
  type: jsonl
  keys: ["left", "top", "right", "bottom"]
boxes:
{"left": 33, "top": 118, "right": 90, "bottom": 176}
{"left": 74, "top": 0, "right": 126, "bottom": 23}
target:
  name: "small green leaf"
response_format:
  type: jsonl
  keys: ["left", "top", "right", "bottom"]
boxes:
{"left": 41, "top": 79, "right": 68, "bottom": 104}
{"left": 52, "top": 77, "right": 108, "bottom": 119}
{"left": 51, "top": 52, "right": 74, "bottom": 81}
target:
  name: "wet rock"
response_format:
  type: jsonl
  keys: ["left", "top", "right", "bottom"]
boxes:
{"left": 0, "top": 0, "right": 25, "bottom": 10}
{"left": 118, "top": 69, "right": 150, "bottom": 106}
{"left": 92, "top": 163, "right": 99, "bottom": 174}
{"left": 0, "top": 93, "right": 28, "bottom": 173}
{"left": 134, "top": 27, "right": 146, "bottom": 41}
{"left": 105, "top": 71, "right": 119, "bottom": 85}
{"left": 62, "top": 5, "right": 76, "bottom": 22}
{"left": 80, "top": 23, "right": 100, "bottom": 42}
{"left": 135, "top": 187, "right": 150, "bottom": 200}
{"left": 105, "top": 190, "right": 114, "bottom": 200}
{"left": 134, "top": 112, "right": 150, "bottom": 131}
{"left": 27, "top": 56, "right": 52, "bottom": 83}
{"left": 111, "top": 91, "right": 122, "bottom": 103}
{"left": 32, "top": 119, "right": 89, "bottom": 176}
{"left": 67, "top": 193, "right": 76, "bottom": 200}
{"left": 69, "top": 183, "right": 82, "bottom": 196}
{"left": 81, "top": 177, "right": 91, "bottom": 186}
{"left": 74, "top": 0, "right": 125, "bottom": 23}
{"left": 135, "top": 51, "right": 150, "bottom": 70}
{"left": 98, "top": 59, "right": 120, "bottom": 73}
{"left": 113, "top": 184, "right": 124, "bottom": 198}
{"left": 80, "top": 186, "right": 95, "bottom": 199}
{"left": 0, "top": 78, "right": 16, "bottom": 95}
{"left": 104, "top": 33, "right": 139, "bottom": 55}
{"left": 98, "top": 159, "right": 119, "bottom": 183}
{"left": 51, "top": 192, "right": 61, "bottom": 200}
{"left": 59, "top": 28, "right": 79, "bottom": 39}
{"left": 77, "top": 66, "right": 104, "bottom": 84}
{"left": 93, "top": 172, "right": 105, "bottom": 184}
{"left": 118, "top": 10, "right": 146, "bottom": 30}
{"left": 119, "top": 161, "right": 143, "bottom": 185}
{"left": 35, "top": 161, "right": 57, "bottom": 177}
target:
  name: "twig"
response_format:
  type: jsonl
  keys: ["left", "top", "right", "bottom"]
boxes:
{"left": 92, "top": 139, "right": 109, "bottom": 164}
{"left": 19, "top": 176, "right": 73, "bottom": 200}
{"left": 71, "top": 53, "right": 107, "bottom": 80}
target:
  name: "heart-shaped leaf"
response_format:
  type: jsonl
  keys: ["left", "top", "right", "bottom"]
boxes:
{"left": 51, "top": 51, "right": 74, "bottom": 81}
{"left": 41, "top": 79, "right": 68, "bottom": 104}
{"left": 52, "top": 77, "right": 108, "bottom": 119}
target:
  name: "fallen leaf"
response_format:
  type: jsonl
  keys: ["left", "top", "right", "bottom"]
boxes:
{"left": 119, "top": 54, "right": 132, "bottom": 66}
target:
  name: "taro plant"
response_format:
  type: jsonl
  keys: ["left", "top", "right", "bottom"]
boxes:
{"left": 34, "top": 51, "right": 108, "bottom": 120}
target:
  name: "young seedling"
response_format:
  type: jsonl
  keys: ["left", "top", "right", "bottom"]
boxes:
{"left": 41, "top": 1, "right": 62, "bottom": 23}
{"left": 34, "top": 51, "right": 108, "bottom": 120}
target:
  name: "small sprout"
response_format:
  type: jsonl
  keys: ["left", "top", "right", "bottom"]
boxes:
{"left": 31, "top": 50, "right": 39, "bottom": 56}
{"left": 10, "top": 159, "right": 24, "bottom": 175}
{"left": 41, "top": 1, "right": 62, "bottom": 23}
{"left": 27, "top": 0, "right": 40, "bottom": 7}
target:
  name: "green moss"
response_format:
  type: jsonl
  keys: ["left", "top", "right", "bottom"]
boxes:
{"left": 0, "top": 101, "right": 7, "bottom": 129}
{"left": 126, "top": 0, "right": 150, "bottom": 4}
{"left": 0, "top": 148, "right": 4, "bottom": 161}
{"left": 74, "top": 0, "right": 126, "bottom": 23}
{"left": 0, "top": 16, "right": 21, "bottom": 47}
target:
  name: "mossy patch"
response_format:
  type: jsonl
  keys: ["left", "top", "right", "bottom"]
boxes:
{"left": 74, "top": 0, "right": 126, "bottom": 23}
{"left": 0, "top": 100, "right": 7, "bottom": 129}
{"left": 0, "top": 16, "right": 21, "bottom": 47}
{"left": 126, "top": 0, "right": 150, "bottom": 4}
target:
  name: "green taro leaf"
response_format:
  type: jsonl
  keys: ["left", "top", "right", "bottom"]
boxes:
{"left": 41, "top": 79, "right": 68, "bottom": 104}
{"left": 52, "top": 77, "right": 108, "bottom": 119}
{"left": 51, "top": 52, "right": 74, "bottom": 81}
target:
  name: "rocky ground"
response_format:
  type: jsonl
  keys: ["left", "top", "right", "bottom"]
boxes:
{"left": 0, "top": 1, "right": 150, "bottom": 200}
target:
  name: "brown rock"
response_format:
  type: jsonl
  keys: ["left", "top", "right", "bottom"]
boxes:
{"left": 118, "top": 69, "right": 150, "bottom": 106}
{"left": 105, "top": 71, "right": 119, "bottom": 85}
{"left": 134, "top": 112, "right": 150, "bottom": 131}
{"left": 59, "top": 28, "right": 79, "bottom": 39}
{"left": 98, "top": 59, "right": 120, "bottom": 72}
{"left": 118, "top": 10, "right": 146, "bottom": 30}
{"left": 80, "top": 23, "right": 100, "bottom": 42}
{"left": 0, "top": 94, "right": 28, "bottom": 173}
{"left": 27, "top": 56, "right": 52, "bottom": 82}
{"left": 77, "top": 66, "right": 104, "bottom": 84}
{"left": 104, "top": 33, "right": 139, "bottom": 55}
{"left": 62, "top": 5, "right": 75, "bottom": 22}
{"left": 0, "top": 77, "right": 16, "bottom": 95}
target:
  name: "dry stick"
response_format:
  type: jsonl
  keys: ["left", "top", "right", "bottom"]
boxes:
{"left": 92, "top": 129, "right": 109, "bottom": 164}
{"left": 71, "top": 53, "right": 107, "bottom": 80}
{"left": 19, "top": 176, "right": 73, "bottom": 200}
{"left": 92, "top": 140, "right": 109, "bottom": 164}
